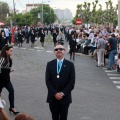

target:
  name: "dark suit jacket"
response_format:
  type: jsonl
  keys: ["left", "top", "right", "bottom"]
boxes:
{"left": 52, "top": 33, "right": 58, "bottom": 42}
{"left": 40, "top": 32, "right": 45, "bottom": 42}
{"left": 45, "top": 59, "right": 75, "bottom": 104}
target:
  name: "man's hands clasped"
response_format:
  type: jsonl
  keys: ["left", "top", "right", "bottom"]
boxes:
{"left": 55, "top": 92, "right": 64, "bottom": 100}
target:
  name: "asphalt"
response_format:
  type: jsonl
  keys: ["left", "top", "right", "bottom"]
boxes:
{"left": 1, "top": 37, "right": 120, "bottom": 120}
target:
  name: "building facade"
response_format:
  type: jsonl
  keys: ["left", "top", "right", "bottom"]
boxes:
{"left": 54, "top": 8, "right": 73, "bottom": 23}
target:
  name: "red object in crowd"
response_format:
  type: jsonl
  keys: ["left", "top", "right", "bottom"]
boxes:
{"left": 0, "top": 22, "right": 5, "bottom": 26}
{"left": 76, "top": 18, "right": 82, "bottom": 25}
{"left": 11, "top": 27, "right": 15, "bottom": 43}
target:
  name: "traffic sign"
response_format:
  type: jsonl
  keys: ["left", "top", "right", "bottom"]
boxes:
{"left": 76, "top": 18, "right": 82, "bottom": 25}
{"left": 10, "top": 20, "right": 13, "bottom": 25}
{"left": 38, "top": 13, "right": 41, "bottom": 18}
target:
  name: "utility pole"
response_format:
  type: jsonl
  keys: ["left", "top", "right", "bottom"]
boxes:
{"left": 13, "top": 0, "right": 16, "bottom": 25}
{"left": 49, "top": 6, "right": 51, "bottom": 25}
{"left": 118, "top": 0, "right": 120, "bottom": 31}
{"left": 41, "top": 0, "right": 43, "bottom": 24}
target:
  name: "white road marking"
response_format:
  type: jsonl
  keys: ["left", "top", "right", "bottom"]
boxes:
{"left": 103, "top": 68, "right": 107, "bottom": 69}
{"left": 105, "top": 70, "right": 113, "bottom": 72}
{"left": 116, "top": 86, "right": 120, "bottom": 89}
{"left": 107, "top": 74, "right": 120, "bottom": 76}
{"left": 29, "top": 49, "right": 34, "bottom": 51}
{"left": 113, "top": 81, "right": 120, "bottom": 84}
{"left": 13, "top": 47, "right": 18, "bottom": 48}
{"left": 21, "top": 48, "right": 26, "bottom": 50}
{"left": 37, "top": 50, "right": 43, "bottom": 51}
{"left": 47, "top": 51, "right": 53, "bottom": 53}
{"left": 110, "top": 77, "right": 120, "bottom": 79}
{"left": 34, "top": 46, "right": 44, "bottom": 49}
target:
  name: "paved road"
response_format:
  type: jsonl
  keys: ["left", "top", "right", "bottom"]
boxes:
{"left": 2, "top": 40, "right": 120, "bottom": 120}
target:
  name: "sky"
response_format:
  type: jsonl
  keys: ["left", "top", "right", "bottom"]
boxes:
{"left": 3, "top": 0, "right": 118, "bottom": 17}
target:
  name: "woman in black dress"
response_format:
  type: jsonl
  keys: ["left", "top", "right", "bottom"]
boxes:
{"left": 52, "top": 29, "right": 58, "bottom": 46}
{"left": 0, "top": 45, "right": 19, "bottom": 115}
{"left": 0, "top": 32, "right": 6, "bottom": 51}
{"left": 40, "top": 29, "right": 45, "bottom": 47}
{"left": 18, "top": 30, "right": 23, "bottom": 47}
{"left": 30, "top": 29, "right": 35, "bottom": 47}
{"left": 69, "top": 34, "right": 77, "bottom": 60}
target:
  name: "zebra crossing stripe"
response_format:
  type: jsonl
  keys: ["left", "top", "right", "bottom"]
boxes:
{"left": 116, "top": 86, "right": 120, "bottom": 89}
{"left": 13, "top": 47, "right": 18, "bottom": 48}
{"left": 110, "top": 77, "right": 120, "bottom": 79}
{"left": 34, "top": 46, "right": 44, "bottom": 49}
{"left": 47, "top": 51, "right": 53, "bottom": 53}
{"left": 21, "top": 48, "right": 26, "bottom": 50}
{"left": 103, "top": 68, "right": 107, "bottom": 70}
{"left": 107, "top": 74, "right": 120, "bottom": 76}
{"left": 29, "top": 49, "right": 34, "bottom": 51}
{"left": 37, "top": 50, "right": 43, "bottom": 51}
{"left": 105, "top": 70, "right": 113, "bottom": 72}
{"left": 113, "top": 81, "right": 120, "bottom": 84}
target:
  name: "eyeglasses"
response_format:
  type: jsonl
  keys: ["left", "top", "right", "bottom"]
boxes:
{"left": 54, "top": 48, "right": 65, "bottom": 51}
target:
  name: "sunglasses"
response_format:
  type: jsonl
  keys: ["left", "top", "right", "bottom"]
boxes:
{"left": 54, "top": 48, "right": 65, "bottom": 51}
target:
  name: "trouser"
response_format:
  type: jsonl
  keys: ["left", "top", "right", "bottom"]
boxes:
{"left": 26, "top": 37, "right": 29, "bottom": 43}
{"left": 108, "top": 49, "right": 118, "bottom": 69}
{"left": 70, "top": 51, "right": 75, "bottom": 59}
{"left": 18, "top": 42, "right": 22, "bottom": 47}
{"left": 76, "top": 45, "right": 80, "bottom": 52}
{"left": 97, "top": 48, "right": 105, "bottom": 66}
{"left": 9, "top": 37, "right": 11, "bottom": 45}
{"left": 0, "top": 81, "right": 14, "bottom": 108}
{"left": 31, "top": 42, "right": 35, "bottom": 47}
{"left": 49, "top": 101, "right": 70, "bottom": 120}
{"left": 41, "top": 42, "right": 44, "bottom": 47}
{"left": 91, "top": 47, "right": 97, "bottom": 55}
{"left": 84, "top": 46, "right": 91, "bottom": 55}
{"left": 5, "top": 36, "right": 9, "bottom": 44}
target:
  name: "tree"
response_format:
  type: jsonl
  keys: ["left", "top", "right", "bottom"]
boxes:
{"left": 73, "top": 0, "right": 118, "bottom": 26}
{"left": 6, "top": 13, "right": 33, "bottom": 26}
{"left": 5, "top": 4, "right": 57, "bottom": 26}
{"left": 0, "top": 2, "right": 9, "bottom": 22}
{"left": 30, "top": 4, "right": 57, "bottom": 24}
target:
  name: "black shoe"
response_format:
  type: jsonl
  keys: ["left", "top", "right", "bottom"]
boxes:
{"left": 107, "top": 68, "right": 111, "bottom": 70}
{"left": 73, "top": 58, "right": 75, "bottom": 61}
{"left": 96, "top": 65, "right": 100, "bottom": 67}
{"left": 9, "top": 108, "right": 19, "bottom": 115}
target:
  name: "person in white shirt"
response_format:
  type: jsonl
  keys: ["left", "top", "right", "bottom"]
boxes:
{"left": 4, "top": 27, "right": 10, "bottom": 44}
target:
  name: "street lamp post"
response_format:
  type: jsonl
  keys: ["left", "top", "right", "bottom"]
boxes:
{"left": 50, "top": 7, "right": 51, "bottom": 25}
{"left": 41, "top": 0, "right": 50, "bottom": 25}
{"left": 13, "top": 0, "right": 16, "bottom": 25}
{"left": 0, "top": 3, "right": 2, "bottom": 20}
{"left": 41, "top": 0, "right": 43, "bottom": 24}
{"left": 118, "top": 0, "right": 120, "bottom": 31}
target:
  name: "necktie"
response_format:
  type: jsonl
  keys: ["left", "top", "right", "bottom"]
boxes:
{"left": 58, "top": 61, "right": 62, "bottom": 74}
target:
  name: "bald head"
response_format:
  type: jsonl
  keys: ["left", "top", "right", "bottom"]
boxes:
{"left": 54, "top": 44, "right": 65, "bottom": 50}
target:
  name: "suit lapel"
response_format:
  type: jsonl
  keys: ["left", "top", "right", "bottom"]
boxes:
{"left": 53, "top": 59, "right": 57, "bottom": 75}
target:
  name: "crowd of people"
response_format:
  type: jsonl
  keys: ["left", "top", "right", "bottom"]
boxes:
{"left": 63, "top": 25, "right": 120, "bottom": 70}
{"left": 0, "top": 22, "right": 65, "bottom": 50}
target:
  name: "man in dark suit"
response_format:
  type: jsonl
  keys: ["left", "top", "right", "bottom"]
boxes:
{"left": 45, "top": 44, "right": 75, "bottom": 120}
{"left": 52, "top": 29, "right": 58, "bottom": 47}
